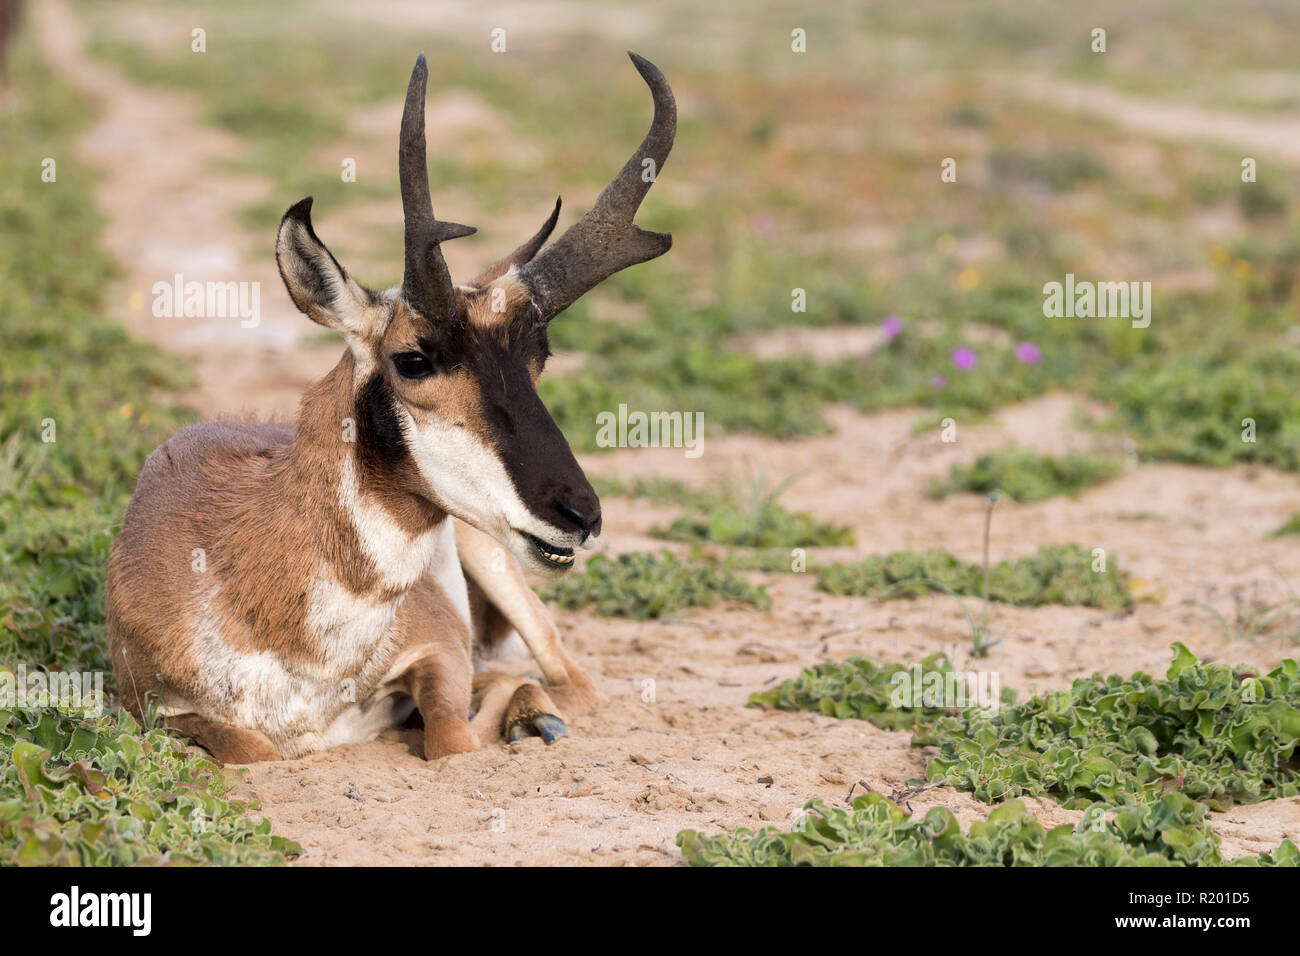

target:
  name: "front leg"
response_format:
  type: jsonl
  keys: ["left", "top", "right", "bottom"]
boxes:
{"left": 455, "top": 519, "right": 606, "bottom": 715}
{"left": 405, "top": 646, "right": 479, "bottom": 760}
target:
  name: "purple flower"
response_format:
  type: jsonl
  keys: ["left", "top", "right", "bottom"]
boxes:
{"left": 951, "top": 347, "right": 978, "bottom": 371}
{"left": 881, "top": 315, "right": 902, "bottom": 340}
{"left": 750, "top": 212, "right": 776, "bottom": 235}
{"left": 1015, "top": 342, "right": 1043, "bottom": 365}
{"left": 930, "top": 374, "right": 947, "bottom": 390}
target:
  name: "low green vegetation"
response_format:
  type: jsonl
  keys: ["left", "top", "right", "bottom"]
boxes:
{"left": 930, "top": 643, "right": 1300, "bottom": 810}
{"left": 1, "top": 42, "right": 294, "bottom": 865}
{"left": 928, "top": 448, "right": 1121, "bottom": 503}
{"left": 540, "top": 551, "right": 770, "bottom": 620}
{"left": 815, "top": 544, "right": 1132, "bottom": 611}
{"left": 2, "top": 707, "right": 299, "bottom": 865}
{"left": 713, "top": 645, "right": 1300, "bottom": 865}
{"left": 649, "top": 476, "right": 853, "bottom": 549}
{"left": 678, "top": 792, "right": 1298, "bottom": 867}
{"left": 1094, "top": 351, "right": 1300, "bottom": 471}
{"left": 754, "top": 644, "right": 1300, "bottom": 812}
{"left": 1270, "top": 514, "right": 1300, "bottom": 538}
{"left": 749, "top": 652, "right": 1012, "bottom": 741}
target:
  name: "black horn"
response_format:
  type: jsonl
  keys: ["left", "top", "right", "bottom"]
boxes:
{"left": 518, "top": 52, "right": 676, "bottom": 322}
{"left": 400, "top": 52, "right": 476, "bottom": 318}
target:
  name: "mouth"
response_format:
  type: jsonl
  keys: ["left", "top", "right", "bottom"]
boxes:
{"left": 521, "top": 532, "right": 575, "bottom": 569}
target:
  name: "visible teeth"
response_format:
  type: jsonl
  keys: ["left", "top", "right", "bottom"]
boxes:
{"left": 524, "top": 532, "right": 575, "bottom": 566}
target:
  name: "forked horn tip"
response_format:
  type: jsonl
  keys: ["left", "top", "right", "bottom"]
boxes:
{"left": 434, "top": 221, "right": 476, "bottom": 241}
{"left": 645, "top": 228, "right": 672, "bottom": 256}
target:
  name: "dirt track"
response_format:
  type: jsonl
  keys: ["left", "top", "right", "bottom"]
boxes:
{"left": 38, "top": 0, "right": 1300, "bottom": 864}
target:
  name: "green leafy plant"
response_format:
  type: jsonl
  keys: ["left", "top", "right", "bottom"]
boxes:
{"left": 1, "top": 707, "right": 299, "bottom": 865}
{"left": 928, "top": 447, "right": 1121, "bottom": 503}
{"left": 930, "top": 643, "right": 1300, "bottom": 809}
{"left": 749, "top": 652, "right": 1012, "bottom": 743}
{"left": 1094, "top": 351, "right": 1300, "bottom": 471}
{"left": 816, "top": 543, "right": 1132, "bottom": 611}
{"left": 540, "top": 551, "right": 770, "bottom": 620}
{"left": 678, "top": 791, "right": 1297, "bottom": 867}
{"left": 649, "top": 473, "right": 854, "bottom": 549}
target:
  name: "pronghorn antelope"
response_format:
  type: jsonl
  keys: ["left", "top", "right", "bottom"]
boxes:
{"left": 106, "top": 51, "right": 676, "bottom": 763}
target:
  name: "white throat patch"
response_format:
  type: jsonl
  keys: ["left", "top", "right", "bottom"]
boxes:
{"left": 338, "top": 454, "right": 444, "bottom": 590}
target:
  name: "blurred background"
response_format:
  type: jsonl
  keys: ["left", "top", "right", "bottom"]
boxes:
{"left": 8, "top": 1, "right": 1300, "bottom": 448}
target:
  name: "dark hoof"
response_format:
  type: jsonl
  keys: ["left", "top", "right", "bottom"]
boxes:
{"left": 508, "top": 712, "right": 568, "bottom": 745}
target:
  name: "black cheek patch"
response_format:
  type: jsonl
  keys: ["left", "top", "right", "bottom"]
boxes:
{"left": 355, "top": 374, "right": 411, "bottom": 475}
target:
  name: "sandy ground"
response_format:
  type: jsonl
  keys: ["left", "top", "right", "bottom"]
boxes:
{"left": 36, "top": 0, "right": 1300, "bottom": 865}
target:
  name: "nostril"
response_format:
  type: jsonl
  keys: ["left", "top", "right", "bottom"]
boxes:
{"left": 555, "top": 501, "right": 598, "bottom": 535}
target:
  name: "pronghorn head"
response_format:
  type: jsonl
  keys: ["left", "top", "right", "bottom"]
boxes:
{"left": 274, "top": 52, "right": 675, "bottom": 576}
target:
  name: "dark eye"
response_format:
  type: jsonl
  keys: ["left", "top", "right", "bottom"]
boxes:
{"left": 392, "top": 351, "right": 434, "bottom": 379}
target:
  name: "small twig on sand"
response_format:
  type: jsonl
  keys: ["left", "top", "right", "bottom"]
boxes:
{"left": 845, "top": 779, "right": 875, "bottom": 803}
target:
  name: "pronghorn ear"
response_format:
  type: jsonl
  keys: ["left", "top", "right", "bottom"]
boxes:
{"left": 275, "top": 198, "right": 375, "bottom": 337}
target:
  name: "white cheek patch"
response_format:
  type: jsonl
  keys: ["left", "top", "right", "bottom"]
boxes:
{"left": 395, "top": 405, "right": 580, "bottom": 551}
{"left": 338, "top": 455, "right": 444, "bottom": 590}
